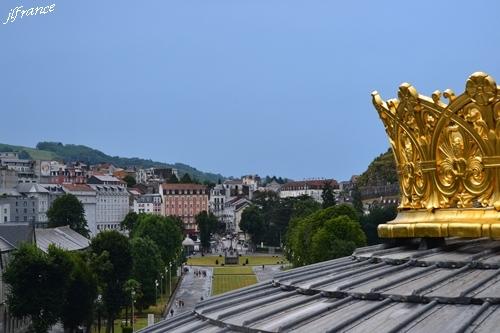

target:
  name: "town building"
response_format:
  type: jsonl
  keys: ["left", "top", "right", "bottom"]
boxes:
{"left": 87, "top": 176, "right": 128, "bottom": 232}
{"left": 258, "top": 179, "right": 282, "bottom": 193}
{"left": 87, "top": 175, "right": 125, "bottom": 186}
{"left": 160, "top": 183, "right": 209, "bottom": 234}
{"left": 0, "top": 154, "right": 36, "bottom": 183}
{"left": 35, "top": 225, "right": 90, "bottom": 253}
{"left": 16, "top": 183, "right": 50, "bottom": 225}
{"left": 279, "top": 179, "right": 339, "bottom": 203}
{"left": 44, "top": 161, "right": 88, "bottom": 184}
{"left": 222, "top": 197, "right": 251, "bottom": 234}
{"left": 62, "top": 184, "right": 98, "bottom": 236}
{"left": 0, "top": 189, "right": 39, "bottom": 224}
{"left": 223, "top": 179, "right": 245, "bottom": 198}
{"left": 136, "top": 167, "right": 178, "bottom": 184}
{"left": 0, "top": 168, "right": 18, "bottom": 189}
{"left": 209, "top": 184, "right": 226, "bottom": 220}
{"left": 132, "top": 193, "right": 162, "bottom": 215}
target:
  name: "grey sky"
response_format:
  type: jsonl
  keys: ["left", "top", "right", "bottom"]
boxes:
{"left": 1, "top": 0, "right": 499, "bottom": 180}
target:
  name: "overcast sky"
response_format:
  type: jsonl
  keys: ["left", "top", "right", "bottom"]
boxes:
{"left": 1, "top": 0, "right": 499, "bottom": 180}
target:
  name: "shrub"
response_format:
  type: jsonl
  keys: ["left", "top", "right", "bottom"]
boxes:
{"left": 122, "top": 326, "right": 133, "bottom": 333}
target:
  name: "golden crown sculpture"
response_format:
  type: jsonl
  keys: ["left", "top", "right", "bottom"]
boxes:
{"left": 372, "top": 72, "right": 500, "bottom": 239}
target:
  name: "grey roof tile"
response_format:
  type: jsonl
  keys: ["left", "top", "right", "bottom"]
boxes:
{"left": 139, "top": 238, "right": 500, "bottom": 333}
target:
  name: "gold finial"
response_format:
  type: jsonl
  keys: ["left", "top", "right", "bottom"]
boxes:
{"left": 373, "top": 72, "right": 500, "bottom": 239}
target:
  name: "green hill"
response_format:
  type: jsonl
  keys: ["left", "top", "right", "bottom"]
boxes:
{"left": 0, "top": 142, "right": 225, "bottom": 183}
{"left": 357, "top": 148, "right": 398, "bottom": 187}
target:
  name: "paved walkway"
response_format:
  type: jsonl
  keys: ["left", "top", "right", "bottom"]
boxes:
{"left": 252, "top": 264, "right": 282, "bottom": 282}
{"left": 166, "top": 266, "right": 213, "bottom": 318}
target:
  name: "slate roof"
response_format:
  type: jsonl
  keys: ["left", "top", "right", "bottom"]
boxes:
{"left": 0, "top": 223, "right": 33, "bottom": 249}
{"left": 35, "top": 226, "right": 90, "bottom": 253}
{"left": 140, "top": 238, "right": 500, "bottom": 333}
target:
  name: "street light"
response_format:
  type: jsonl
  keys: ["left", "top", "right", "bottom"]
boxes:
{"left": 155, "top": 279, "right": 159, "bottom": 303}
{"left": 131, "top": 290, "right": 136, "bottom": 332}
{"left": 169, "top": 261, "right": 172, "bottom": 296}
{"left": 165, "top": 266, "right": 170, "bottom": 295}
{"left": 160, "top": 274, "right": 164, "bottom": 296}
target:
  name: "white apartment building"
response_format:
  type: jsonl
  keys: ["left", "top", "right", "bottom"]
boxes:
{"left": 209, "top": 184, "right": 226, "bottom": 219}
{"left": 279, "top": 179, "right": 339, "bottom": 203}
{"left": 88, "top": 184, "right": 129, "bottom": 232}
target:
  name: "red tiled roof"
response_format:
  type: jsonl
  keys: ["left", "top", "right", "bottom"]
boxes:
{"left": 160, "top": 183, "right": 207, "bottom": 190}
{"left": 62, "top": 184, "right": 94, "bottom": 192}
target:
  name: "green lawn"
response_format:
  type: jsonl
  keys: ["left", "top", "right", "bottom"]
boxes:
{"left": 212, "top": 274, "right": 258, "bottom": 295}
{"left": 213, "top": 266, "right": 254, "bottom": 275}
{"left": 187, "top": 255, "right": 287, "bottom": 267}
{"left": 238, "top": 256, "right": 287, "bottom": 266}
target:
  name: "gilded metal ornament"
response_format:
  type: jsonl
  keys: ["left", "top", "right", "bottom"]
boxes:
{"left": 372, "top": 72, "right": 500, "bottom": 239}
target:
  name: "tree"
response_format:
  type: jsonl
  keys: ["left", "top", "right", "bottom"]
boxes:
{"left": 121, "top": 212, "right": 140, "bottom": 232}
{"left": 351, "top": 185, "right": 364, "bottom": 216}
{"left": 321, "top": 181, "right": 336, "bottom": 209}
{"left": 240, "top": 205, "right": 266, "bottom": 246}
{"left": 3, "top": 244, "right": 73, "bottom": 333}
{"left": 60, "top": 253, "right": 98, "bottom": 333}
{"left": 361, "top": 204, "right": 397, "bottom": 245}
{"left": 123, "top": 279, "right": 142, "bottom": 327}
{"left": 90, "top": 231, "right": 132, "bottom": 333}
{"left": 123, "top": 175, "right": 136, "bottom": 187}
{"left": 168, "top": 173, "right": 179, "bottom": 183}
{"left": 195, "top": 211, "right": 217, "bottom": 252}
{"left": 180, "top": 173, "right": 193, "bottom": 183}
{"left": 286, "top": 204, "right": 366, "bottom": 266}
{"left": 130, "top": 238, "right": 163, "bottom": 310}
{"left": 310, "top": 215, "right": 366, "bottom": 262}
{"left": 47, "top": 194, "right": 89, "bottom": 237}
{"left": 133, "top": 215, "right": 182, "bottom": 266}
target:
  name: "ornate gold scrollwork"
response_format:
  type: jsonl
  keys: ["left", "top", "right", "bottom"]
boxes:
{"left": 372, "top": 72, "right": 500, "bottom": 239}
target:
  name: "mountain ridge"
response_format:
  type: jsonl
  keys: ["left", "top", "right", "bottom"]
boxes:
{"left": 0, "top": 141, "right": 225, "bottom": 183}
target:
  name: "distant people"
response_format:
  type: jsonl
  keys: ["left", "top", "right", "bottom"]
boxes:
{"left": 262, "top": 264, "right": 265, "bottom": 270}
{"left": 200, "top": 296, "right": 204, "bottom": 301}
{"left": 170, "top": 309, "right": 174, "bottom": 317}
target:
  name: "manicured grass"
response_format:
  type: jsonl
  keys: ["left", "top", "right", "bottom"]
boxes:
{"left": 213, "top": 266, "right": 254, "bottom": 275}
{"left": 238, "top": 256, "right": 287, "bottom": 266}
{"left": 187, "top": 255, "right": 287, "bottom": 266}
{"left": 212, "top": 274, "right": 258, "bottom": 295}
{"left": 187, "top": 255, "right": 222, "bottom": 266}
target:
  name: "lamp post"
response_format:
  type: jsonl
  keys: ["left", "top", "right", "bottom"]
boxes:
{"left": 97, "top": 294, "right": 102, "bottom": 333}
{"left": 165, "top": 266, "right": 170, "bottom": 295}
{"left": 131, "top": 290, "right": 136, "bottom": 332}
{"left": 155, "top": 279, "right": 159, "bottom": 303}
{"left": 169, "top": 261, "right": 172, "bottom": 295}
{"left": 160, "top": 274, "right": 164, "bottom": 296}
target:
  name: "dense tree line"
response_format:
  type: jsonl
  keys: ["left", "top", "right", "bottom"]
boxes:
{"left": 286, "top": 204, "right": 366, "bottom": 266}
{"left": 4, "top": 213, "right": 183, "bottom": 333}
{"left": 240, "top": 192, "right": 321, "bottom": 248}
